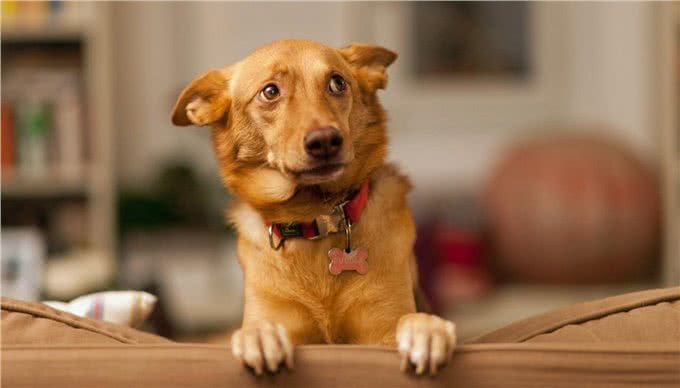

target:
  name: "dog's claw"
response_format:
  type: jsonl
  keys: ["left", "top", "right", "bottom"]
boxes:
{"left": 231, "top": 320, "right": 294, "bottom": 375}
{"left": 276, "top": 323, "right": 295, "bottom": 369}
{"left": 396, "top": 313, "right": 456, "bottom": 376}
{"left": 400, "top": 354, "right": 409, "bottom": 372}
{"left": 429, "top": 331, "right": 447, "bottom": 375}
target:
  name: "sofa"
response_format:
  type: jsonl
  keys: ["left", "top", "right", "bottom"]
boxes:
{"left": 3, "top": 287, "right": 679, "bottom": 387}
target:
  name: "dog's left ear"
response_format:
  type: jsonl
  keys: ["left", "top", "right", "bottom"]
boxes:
{"left": 171, "top": 68, "right": 232, "bottom": 127}
{"left": 339, "top": 43, "right": 397, "bottom": 92}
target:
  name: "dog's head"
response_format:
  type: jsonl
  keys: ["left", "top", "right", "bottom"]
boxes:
{"left": 171, "top": 40, "right": 396, "bottom": 212}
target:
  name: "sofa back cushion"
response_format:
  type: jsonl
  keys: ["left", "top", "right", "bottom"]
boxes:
{"left": 5, "top": 287, "right": 680, "bottom": 346}
{"left": 1, "top": 297, "right": 170, "bottom": 345}
{"left": 470, "top": 287, "right": 680, "bottom": 344}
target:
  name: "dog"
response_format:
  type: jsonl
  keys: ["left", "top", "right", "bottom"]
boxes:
{"left": 171, "top": 39, "right": 456, "bottom": 376}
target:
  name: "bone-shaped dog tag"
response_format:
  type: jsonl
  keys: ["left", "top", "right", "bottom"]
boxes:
{"left": 328, "top": 248, "right": 368, "bottom": 275}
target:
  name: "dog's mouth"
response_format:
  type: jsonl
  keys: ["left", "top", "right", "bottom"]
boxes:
{"left": 291, "top": 163, "right": 346, "bottom": 183}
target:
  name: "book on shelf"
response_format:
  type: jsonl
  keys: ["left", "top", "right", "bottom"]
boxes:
{"left": 1, "top": 1, "right": 91, "bottom": 31}
{"left": 2, "top": 67, "right": 86, "bottom": 184}
{"left": 1, "top": 102, "right": 16, "bottom": 170}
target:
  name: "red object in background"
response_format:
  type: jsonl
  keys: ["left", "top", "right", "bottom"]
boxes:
{"left": 416, "top": 218, "right": 493, "bottom": 313}
{"left": 485, "top": 135, "right": 660, "bottom": 284}
{"left": 434, "top": 227, "right": 482, "bottom": 267}
{"left": 431, "top": 224, "right": 493, "bottom": 306}
{"left": 2, "top": 102, "right": 16, "bottom": 170}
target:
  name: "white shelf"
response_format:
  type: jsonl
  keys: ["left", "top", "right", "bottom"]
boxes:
{"left": 2, "top": 174, "right": 88, "bottom": 198}
{"left": 447, "top": 283, "right": 656, "bottom": 341}
{"left": 1, "top": 25, "right": 86, "bottom": 43}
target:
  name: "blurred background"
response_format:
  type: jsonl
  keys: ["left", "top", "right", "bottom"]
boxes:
{"left": 1, "top": 1, "right": 679, "bottom": 341}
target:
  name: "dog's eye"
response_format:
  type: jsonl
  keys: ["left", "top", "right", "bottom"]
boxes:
{"left": 260, "top": 84, "right": 280, "bottom": 101}
{"left": 328, "top": 74, "right": 346, "bottom": 95}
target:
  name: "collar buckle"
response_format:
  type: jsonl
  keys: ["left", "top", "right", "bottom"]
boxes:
{"left": 265, "top": 181, "right": 368, "bottom": 251}
{"left": 309, "top": 201, "right": 348, "bottom": 240}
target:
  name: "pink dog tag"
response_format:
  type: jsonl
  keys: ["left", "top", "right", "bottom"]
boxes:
{"left": 328, "top": 248, "right": 368, "bottom": 275}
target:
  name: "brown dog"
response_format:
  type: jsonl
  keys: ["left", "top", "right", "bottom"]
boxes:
{"left": 171, "top": 39, "right": 456, "bottom": 375}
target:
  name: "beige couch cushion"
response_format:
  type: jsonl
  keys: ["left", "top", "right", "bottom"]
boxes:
{"left": 1, "top": 297, "right": 169, "bottom": 345}
{"left": 2, "top": 289, "right": 680, "bottom": 387}
{"left": 471, "top": 287, "right": 680, "bottom": 344}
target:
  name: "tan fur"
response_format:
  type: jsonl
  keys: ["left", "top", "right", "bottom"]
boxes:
{"left": 172, "top": 39, "right": 455, "bottom": 375}
{"left": 233, "top": 165, "right": 416, "bottom": 345}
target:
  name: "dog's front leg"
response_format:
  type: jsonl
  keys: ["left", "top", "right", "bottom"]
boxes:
{"left": 396, "top": 313, "right": 457, "bottom": 375}
{"left": 231, "top": 292, "right": 321, "bottom": 375}
{"left": 231, "top": 320, "right": 294, "bottom": 375}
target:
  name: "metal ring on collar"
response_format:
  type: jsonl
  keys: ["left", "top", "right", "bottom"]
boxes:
{"left": 268, "top": 224, "right": 284, "bottom": 250}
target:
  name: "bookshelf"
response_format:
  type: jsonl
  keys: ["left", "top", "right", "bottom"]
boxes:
{"left": 1, "top": 2, "right": 115, "bottom": 300}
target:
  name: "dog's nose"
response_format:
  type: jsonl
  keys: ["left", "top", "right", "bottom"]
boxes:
{"left": 304, "top": 127, "right": 343, "bottom": 159}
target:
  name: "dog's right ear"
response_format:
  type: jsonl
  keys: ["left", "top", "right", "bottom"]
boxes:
{"left": 171, "top": 68, "right": 231, "bottom": 127}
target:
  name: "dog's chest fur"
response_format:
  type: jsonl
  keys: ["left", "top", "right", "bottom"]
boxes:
{"left": 230, "top": 164, "right": 417, "bottom": 343}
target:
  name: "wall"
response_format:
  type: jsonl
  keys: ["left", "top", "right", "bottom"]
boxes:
{"left": 112, "top": 2, "right": 659, "bottom": 198}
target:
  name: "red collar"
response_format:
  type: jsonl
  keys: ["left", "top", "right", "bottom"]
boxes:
{"left": 267, "top": 181, "right": 369, "bottom": 241}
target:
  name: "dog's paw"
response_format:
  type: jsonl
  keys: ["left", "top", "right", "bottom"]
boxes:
{"left": 230, "top": 321, "right": 294, "bottom": 375}
{"left": 396, "top": 313, "right": 456, "bottom": 375}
